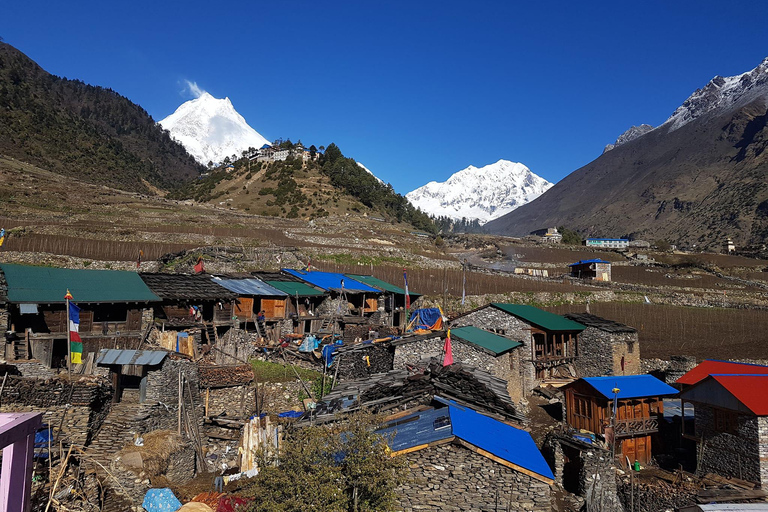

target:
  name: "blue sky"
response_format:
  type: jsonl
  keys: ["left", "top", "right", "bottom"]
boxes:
{"left": 3, "top": 1, "right": 767, "bottom": 193}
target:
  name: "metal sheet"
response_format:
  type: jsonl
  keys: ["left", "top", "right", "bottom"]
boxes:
{"left": 95, "top": 349, "right": 168, "bottom": 366}
{"left": 211, "top": 277, "right": 287, "bottom": 297}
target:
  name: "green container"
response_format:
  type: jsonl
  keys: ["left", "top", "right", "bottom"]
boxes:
{"left": 633, "top": 461, "right": 640, "bottom": 471}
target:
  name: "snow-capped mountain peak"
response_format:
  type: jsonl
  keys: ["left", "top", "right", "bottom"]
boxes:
{"left": 159, "top": 92, "right": 270, "bottom": 165}
{"left": 405, "top": 159, "right": 552, "bottom": 224}
{"left": 663, "top": 57, "right": 768, "bottom": 131}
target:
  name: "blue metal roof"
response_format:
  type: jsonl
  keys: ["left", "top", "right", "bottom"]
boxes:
{"left": 211, "top": 277, "right": 287, "bottom": 297}
{"left": 95, "top": 349, "right": 168, "bottom": 366}
{"left": 581, "top": 375, "right": 678, "bottom": 400}
{"left": 282, "top": 269, "right": 380, "bottom": 293}
{"left": 568, "top": 259, "right": 611, "bottom": 266}
{"left": 379, "top": 399, "right": 554, "bottom": 481}
{"left": 586, "top": 238, "right": 628, "bottom": 241}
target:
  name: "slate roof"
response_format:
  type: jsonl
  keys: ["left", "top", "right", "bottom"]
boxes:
{"left": 96, "top": 349, "right": 168, "bottom": 366}
{"left": 211, "top": 276, "right": 287, "bottom": 297}
{"left": 570, "top": 375, "right": 678, "bottom": 400}
{"left": 563, "top": 313, "right": 636, "bottom": 333}
{"left": 378, "top": 399, "right": 554, "bottom": 482}
{"left": 676, "top": 359, "right": 768, "bottom": 386}
{"left": 344, "top": 274, "right": 421, "bottom": 297}
{"left": 491, "top": 303, "right": 585, "bottom": 332}
{"left": 140, "top": 273, "right": 238, "bottom": 301}
{"left": 0, "top": 264, "right": 160, "bottom": 303}
{"left": 282, "top": 269, "right": 380, "bottom": 293}
{"left": 450, "top": 326, "right": 522, "bottom": 356}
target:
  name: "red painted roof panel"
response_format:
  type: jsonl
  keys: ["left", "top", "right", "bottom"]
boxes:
{"left": 675, "top": 359, "right": 768, "bottom": 386}
{"left": 711, "top": 375, "right": 768, "bottom": 415}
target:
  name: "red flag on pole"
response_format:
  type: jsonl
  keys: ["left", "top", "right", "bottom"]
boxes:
{"left": 403, "top": 268, "right": 410, "bottom": 310}
{"left": 193, "top": 256, "right": 205, "bottom": 274}
{"left": 443, "top": 330, "right": 454, "bottom": 366}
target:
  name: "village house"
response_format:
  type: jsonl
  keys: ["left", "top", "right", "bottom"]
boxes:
{"left": 677, "top": 360, "right": 768, "bottom": 486}
{"left": 585, "top": 238, "right": 629, "bottom": 249}
{"left": 564, "top": 312, "right": 640, "bottom": 377}
{"left": 253, "top": 270, "right": 327, "bottom": 334}
{"left": 392, "top": 325, "right": 526, "bottom": 405}
{"left": 210, "top": 275, "right": 288, "bottom": 337}
{"left": 0, "top": 264, "right": 158, "bottom": 372}
{"left": 568, "top": 259, "right": 612, "bottom": 281}
{"left": 344, "top": 273, "right": 420, "bottom": 328}
{"left": 561, "top": 375, "right": 678, "bottom": 465}
{"left": 451, "top": 303, "right": 585, "bottom": 390}
{"left": 380, "top": 399, "right": 554, "bottom": 511}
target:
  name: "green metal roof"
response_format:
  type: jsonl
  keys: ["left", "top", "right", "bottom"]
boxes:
{"left": 345, "top": 274, "right": 421, "bottom": 297}
{"left": 451, "top": 325, "right": 522, "bottom": 356}
{"left": 490, "top": 303, "right": 585, "bottom": 332}
{"left": 264, "top": 280, "right": 326, "bottom": 297}
{"left": 0, "top": 264, "right": 160, "bottom": 303}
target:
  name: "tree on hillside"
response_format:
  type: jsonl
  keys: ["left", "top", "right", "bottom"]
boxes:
{"left": 309, "top": 144, "right": 317, "bottom": 158}
{"left": 558, "top": 226, "right": 582, "bottom": 245}
{"left": 242, "top": 411, "right": 407, "bottom": 512}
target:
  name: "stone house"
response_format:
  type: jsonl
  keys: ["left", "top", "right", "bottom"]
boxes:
{"left": 0, "top": 264, "right": 158, "bottom": 369}
{"left": 561, "top": 375, "right": 678, "bottom": 465}
{"left": 211, "top": 275, "right": 288, "bottom": 340}
{"left": 564, "top": 312, "right": 640, "bottom": 377}
{"left": 678, "top": 366, "right": 768, "bottom": 486}
{"left": 568, "top": 259, "right": 612, "bottom": 281}
{"left": 392, "top": 326, "right": 525, "bottom": 405}
{"left": 253, "top": 271, "right": 327, "bottom": 334}
{"left": 344, "top": 273, "right": 421, "bottom": 329}
{"left": 451, "top": 303, "right": 585, "bottom": 390}
{"left": 380, "top": 401, "right": 553, "bottom": 511}
{"left": 282, "top": 269, "right": 382, "bottom": 319}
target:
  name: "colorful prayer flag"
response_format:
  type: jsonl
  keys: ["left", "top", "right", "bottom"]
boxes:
{"left": 136, "top": 249, "right": 143, "bottom": 269}
{"left": 403, "top": 269, "right": 410, "bottom": 310}
{"left": 0, "top": 228, "right": 5, "bottom": 248}
{"left": 193, "top": 256, "right": 205, "bottom": 274}
{"left": 305, "top": 259, "right": 311, "bottom": 271}
{"left": 443, "top": 330, "right": 454, "bottom": 366}
{"left": 69, "top": 301, "right": 83, "bottom": 364}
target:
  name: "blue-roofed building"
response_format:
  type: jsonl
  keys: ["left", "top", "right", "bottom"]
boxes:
{"left": 282, "top": 269, "right": 383, "bottom": 320}
{"left": 379, "top": 399, "right": 552, "bottom": 511}
{"left": 561, "top": 375, "right": 678, "bottom": 465}
{"left": 568, "top": 259, "right": 612, "bottom": 281}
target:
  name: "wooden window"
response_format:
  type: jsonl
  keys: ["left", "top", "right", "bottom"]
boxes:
{"left": 714, "top": 408, "right": 738, "bottom": 434}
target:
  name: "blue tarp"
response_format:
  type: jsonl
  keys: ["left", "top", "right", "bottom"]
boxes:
{"left": 581, "top": 375, "right": 678, "bottom": 400}
{"left": 142, "top": 488, "right": 182, "bottom": 512}
{"left": 322, "top": 341, "right": 343, "bottom": 367}
{"left": 299, "top": 335, "right": 320, "bottom": 353}
{"left": 282, "top": 269, "right": 380, "bottom": 293}
{"left": 278, "top": 410, "right": 304, "bottom": 418}
{"left": 409, "top": 308, "right": 442, "bottom": 329}
{"left": 34, "top": 426, "right": 53, "bottom": 459}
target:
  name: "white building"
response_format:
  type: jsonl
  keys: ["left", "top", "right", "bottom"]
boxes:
{"left": 585, "top": 238, "right": 629, "bottom": 249}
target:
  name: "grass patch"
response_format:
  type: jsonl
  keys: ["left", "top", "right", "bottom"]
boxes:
{"left": 251, "top": 359, "right": 323, "bottom": 384}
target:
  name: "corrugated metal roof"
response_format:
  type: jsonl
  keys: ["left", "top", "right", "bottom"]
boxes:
{"left": 450, "top": 326, "right": 522, "bottom": 356}
{"left": 95, "top": 349, "right": 168, "bottom": 366}
{"left": 568, "top": 259, "right": 611, "bottom": 266}
{"left": 711, "top": 375, "right": 768, "bottom": 415}
{"left": 0, "top": 264, "right": 160, "bottom": 303}
{"left": 491, "top": 303, "right": 585, "bottom": 332}
{"left": 379, "top": 400, "right": 554, "bottom": 481}
{"left": 579, "top": 375, "right": 678, "bottom": 400}
{"left": 140, "top": 273, "right": 238, "bottom": 301}
{"left": 282, "top": 269, "right": 380, "bottom": 293}
{"left": 676, "top": 359, "right": 768, "bottom": 386}
{"left": 344, "top": 274, "right": 421, "bottom": 297}
{"left": 211, "top": 277, "right": 287, "bottom": 297}
{"left": 264, "top": 280, "right": 325, "bottom": 297}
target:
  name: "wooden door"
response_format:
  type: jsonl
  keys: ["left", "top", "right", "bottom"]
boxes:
{"left": 235, "top": 298, "right": 254, "bottom": 319}
{"left": 261, "top": 299, "right": 286, "bottom": 318}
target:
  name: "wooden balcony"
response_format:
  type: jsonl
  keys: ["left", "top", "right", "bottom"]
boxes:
{"left": 614, "top": 416, "right": 660, "bottom": 438}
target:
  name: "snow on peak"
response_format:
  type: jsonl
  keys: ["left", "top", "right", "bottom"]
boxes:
{"left": 603, "top": 124, "right": 654, "bottom": 153}
{"left": 159, "top": 93, "right": 270, "bottom": 165}
{"left": 405, "top": 159, "right": 552, "bottom": 224}
{"left": 356, "top": 162, "right": 384, "bottom": 184}
{"left": 663, "top": 57, "right": 768, "bottom": 131}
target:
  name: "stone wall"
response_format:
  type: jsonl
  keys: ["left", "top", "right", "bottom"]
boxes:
{"left": 214, "top": 327, "right": 259, "bottom": 365}
{"left": 206, "top": 385, "right": 257, "bottom": 417}
{"left": 0, "top": 376, "right": 112, "bottom": 446}
{"left": 14, "top": 360, "right": 58, "bottom": 379}
{"left": 394, "top": 335, "right": 525, "bottom": 406}
{"left": 0, "top": 308, "right": 8, "bottom": 332}
{"left": 573, "top": 327, "right": 640, "bottom": 377}
{"left": 760, "top": 416, "right": 768, "bottom": 488}
{"left": 695, "top": 405, "right": 761, "bottom": 483}
{"left": 144, "top": 358, "right": 204, "bottom": 432}
{"left": 397, "top": 442, "right": 551, "bottom": 511}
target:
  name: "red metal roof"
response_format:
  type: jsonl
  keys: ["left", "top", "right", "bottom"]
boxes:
{"left": 675, "top": 359, "right": 768, "bottom": 386}
{"left": 711, "top": 375, "right": 768, "bottom": 415}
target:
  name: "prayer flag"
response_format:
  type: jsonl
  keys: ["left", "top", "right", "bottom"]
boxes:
{"left": 194, "top": 256, "right": 205, "bottom": 274}
{"left": 305, "top": 259, "right": 311, "bottom": 271}
{"left": 461, "top": 265, "right": 466, "bottom": 306}
{"left": 68, "top": 300, "right": 83, "bottom": 364}
{"left": 136, "top": 249, "right": 143, "bottom": 269}
{"left": 403, "top": 269, "right": 410, "bottom": 310}
{"left": 443, "top": 330, "right": 454, "bottom": 366}
{"left": 0, "top": 228, "right": 5, "bottom": 248}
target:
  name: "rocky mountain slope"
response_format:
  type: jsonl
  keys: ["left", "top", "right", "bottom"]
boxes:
{"left": 486, "top": 57, "right": 768, "bottom": 250}
{"left": 0, "top": 42, "right": 202, "bottom": 192}
{"left": 159, "top": 92, "right": 270, "bottom": 165}
{"left": 406, "top": 159, "right": 552, "bottom": 224}
{"left": 603, "top": 124, "right": 654, "bottom": 153}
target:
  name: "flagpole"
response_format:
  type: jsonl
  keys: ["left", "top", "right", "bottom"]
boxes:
{"left": 66, "top": 295, "right": 71, "bottom": 378}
